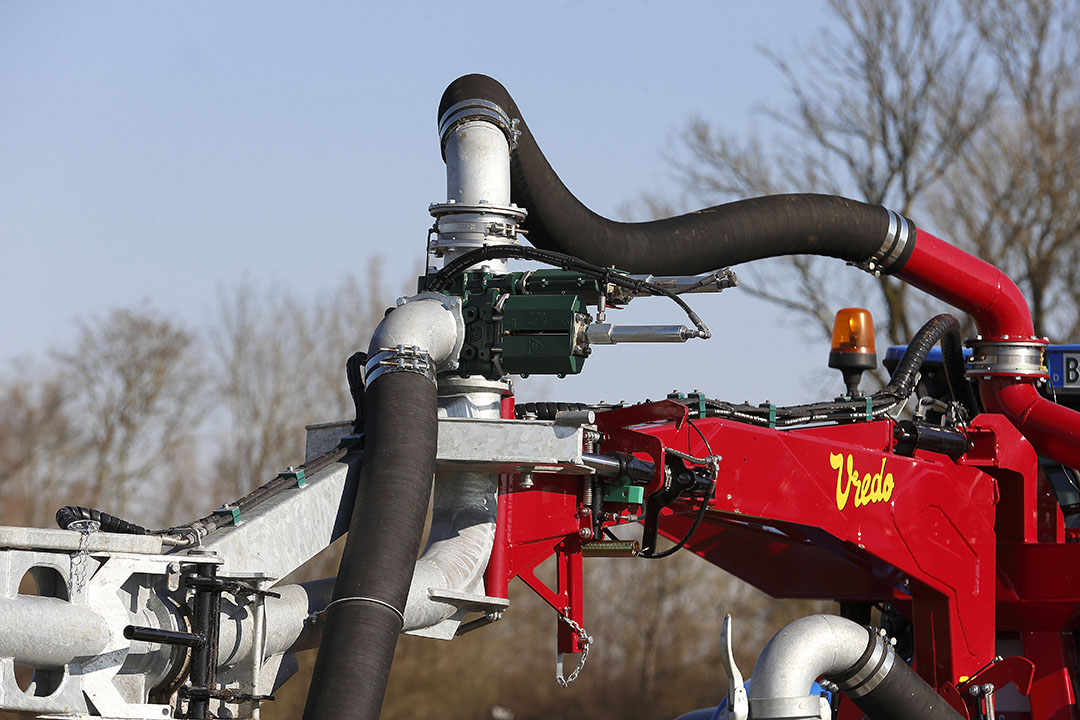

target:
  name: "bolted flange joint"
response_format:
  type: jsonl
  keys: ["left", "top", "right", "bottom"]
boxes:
{"left": 965, "top": 336, "right": 1049, "bottom": 382}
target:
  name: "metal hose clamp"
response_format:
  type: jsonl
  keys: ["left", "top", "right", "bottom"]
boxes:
{"left": 438, "top": 98, "right": 516, "bottom": 150}
{"left": 833, "top": 629, "right": 896, "bottom": 698}
{"left": 365, "top": 345, "right": 437, "bottom": 386}
{"left": 857, "top": 208, "right": 914, "bottom": 276}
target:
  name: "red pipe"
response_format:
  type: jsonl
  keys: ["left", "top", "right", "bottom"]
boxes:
{"left": 897, "top": 229, "right": 1080, "bottom": 469}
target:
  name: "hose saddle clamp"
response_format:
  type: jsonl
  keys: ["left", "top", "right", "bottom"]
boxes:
{"left": 438, "top": 98, "right": 517, "bottom": 149}
{"left": 856, "top": 208, "right": 914, "bottom": 277}
{"left": 965, "top": 336, "right": 1049, "bottom": 381}
{"left": 365, "top": 345, "right": 437, "bottom": 386}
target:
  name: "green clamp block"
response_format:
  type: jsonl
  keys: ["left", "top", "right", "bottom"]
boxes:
{"left": 603, "top": 484, "right": 645, "bottom": 505}
{"left": 213, "top": 505, "right": 242, "bottom": 526}
{"left": 686, "top": 391, "right": 707, "bottom": 418}
{"left": 280, "top": 468, "right": 307, "bottom": 488}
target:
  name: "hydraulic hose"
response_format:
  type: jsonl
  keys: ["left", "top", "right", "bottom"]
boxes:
{"left": 883, "top": 313, "right": 979, "bottom": 418}
{"left": 56, "top": 505, "right": 149, "bottom": 535}
{"left": 439, "top": 74, "right": 916, "bottom": 276}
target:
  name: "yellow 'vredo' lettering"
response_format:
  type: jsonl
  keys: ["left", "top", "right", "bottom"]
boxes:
{"left": 832, "top": 453, "right": 894, "bottom": 511}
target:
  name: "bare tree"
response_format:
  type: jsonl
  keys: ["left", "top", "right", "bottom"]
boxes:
{"left": 672, "top": 0, "right": 995, "bottom": 344}
{"left": 56, "top": 309, "right": 205, "bottom": 522}
{"left": 0, "top": 372, "right": 77, "bottom": 526}
{"left": 0, "top": 309, "right": 203, "bottom": 529}
{"left": 210, "top": 270, "right": 387, "bottom": 500}
{"left": 934, "top": 0, "right": 1080, "bottom": 340}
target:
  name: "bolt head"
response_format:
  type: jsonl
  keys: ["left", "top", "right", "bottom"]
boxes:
{"left": 578, "top": 528, "right": 593, "bottom": 539}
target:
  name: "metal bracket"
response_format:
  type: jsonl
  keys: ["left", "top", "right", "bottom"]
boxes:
{"left": 405, "top": 589, "right": 510, "bottom": 640}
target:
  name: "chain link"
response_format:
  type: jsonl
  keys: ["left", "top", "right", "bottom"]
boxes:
{"left": 555, "top": 614, "right": 593, "bottom": 687}
{"left": 68, "top": 519, "right": 100, "bottom": 597}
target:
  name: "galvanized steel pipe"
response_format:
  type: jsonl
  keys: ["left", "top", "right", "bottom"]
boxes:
{"left": 0, "top": 596, "right": 110, "bottom": 669}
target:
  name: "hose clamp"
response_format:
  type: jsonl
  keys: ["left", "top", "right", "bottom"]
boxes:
{"left": 856, "top": 208, "right": 914, "bottom": 277}
{"left": 965, "top": 336, "right": 1049, "bottom": 381}
{"left": 365, "top": 345, "right": 437, "bottom": 386}
{"left": 832, "top": 630, "right": 896, "bottom": 698}
{"left": 439, "top": 98, "right": 516, "bottom": 149}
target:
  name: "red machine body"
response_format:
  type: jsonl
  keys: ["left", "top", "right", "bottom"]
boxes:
{"left": 481, "top": 230, "right": 1080, "bottom": 719}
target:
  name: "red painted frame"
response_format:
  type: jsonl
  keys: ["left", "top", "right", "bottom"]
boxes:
{"left": 479, "top": 230, "right": 1080, "bottom": 717}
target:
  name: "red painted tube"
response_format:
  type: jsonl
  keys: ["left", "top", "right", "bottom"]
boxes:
{"left": 897, "top": 230, "right": 1034, "bottom": 338}
{"left": 897, "top": 229, "right": 1080, "bottom": 468}
{"left": 984, "top": 382, "right": 1080, "bottom": 469}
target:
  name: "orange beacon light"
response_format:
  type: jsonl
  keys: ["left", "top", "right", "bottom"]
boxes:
{"left": 829, "top": 308, "right": 878, "bottom": 397}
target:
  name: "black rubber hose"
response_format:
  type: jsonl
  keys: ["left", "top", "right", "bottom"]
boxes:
{"left": 439, "top": 74, "right": 916, "bottom": 275}
{"left": 850, "top": 657, "right": 965, "bottom": 720}
{"left": 826, "top": 629, "right": 964, "bottom": 720}
{"left": 884, "top": 313, "right": 979, "bottom": 417}
{"left": 56, "top": 506, "right": 149, "bottom": 535}
{"left": 302, "top": 371, "right": 438, "bottom": 720}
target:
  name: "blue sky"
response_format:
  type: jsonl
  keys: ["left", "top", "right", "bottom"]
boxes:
{"left": 1, "top": 1, "right": 853, "bottom": 405}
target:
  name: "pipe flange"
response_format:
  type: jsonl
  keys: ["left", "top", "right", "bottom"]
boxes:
{"left": 365, "top": 345, "right": 437, "bottom": 386}
{"left": 437, "top": 375, "right": 513, "bottom": 397}
{"left": 428, "top": 202, "right": 527, "bottom": 222}
{"left": 855, "top": 208, "right": 915, "bottom": 277}
{"left": 428, "top": 203, "right": 528, "bottom": 256}
{"left": 438, "top": 99, "right": 517, "bottom": 149}
{"left": 965, "top": 336, "right": 1049, "bottom": 381}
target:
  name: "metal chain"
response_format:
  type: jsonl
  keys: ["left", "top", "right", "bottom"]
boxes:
{"left": 68, "top": 519, "right": 100, "bottom": 596}
{"left": 555, "top": 614, "right": 593, "bottom": 687}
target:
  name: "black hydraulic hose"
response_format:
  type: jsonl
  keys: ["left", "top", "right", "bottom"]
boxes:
{"left": 303, "top": 371, "right": 438, "bottom": 720}
{"left": 883, "top": 313, "right": 979, "bottom": 417}
{"left": 439, "top": 74, "right": 917, "bottom": 276}
{"left": 56, "top": 506, "right": 149, "bottom": 535}
{"left": 514, "top": 401, "right": 590, "bottom": 420}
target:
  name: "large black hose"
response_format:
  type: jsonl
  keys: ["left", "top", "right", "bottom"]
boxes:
{"left": 302, "top": 371, "right": 438, "bottom": 720}
{"left": 814, "top": 622, "right": 964, "bottom": 720}
{"left": 439, "top": 74, "right": 916, "bottom": 275}
{"left": 838, "top": 647, "right": 964, "bottom": 720}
